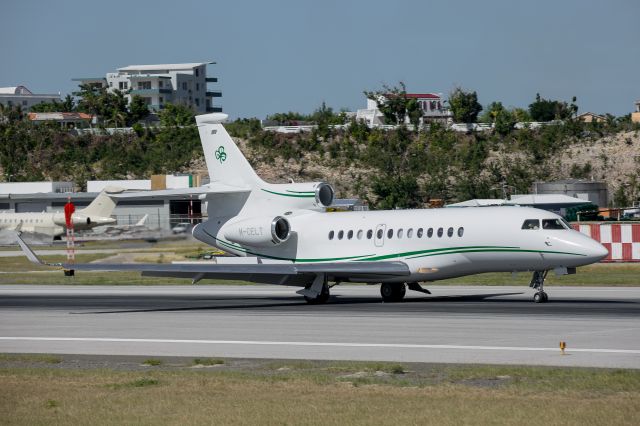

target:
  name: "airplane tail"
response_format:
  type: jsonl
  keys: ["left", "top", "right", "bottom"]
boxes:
{"left": 79, "top": 186, "right": 123, "bottom": 218}
{"left": 195, "top": 113, "right": 264, "bottom": 189}
{"left": 135, "top": 214, "right": 149, "bottom": 226}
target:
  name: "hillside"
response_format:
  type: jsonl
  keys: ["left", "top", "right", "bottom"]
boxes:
{"left": 2, "top": 116, "right": 639, "bottom": 208}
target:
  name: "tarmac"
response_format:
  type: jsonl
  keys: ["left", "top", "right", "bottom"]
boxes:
{"left": 0, "top": 285, "right": 638, "bottom": 369}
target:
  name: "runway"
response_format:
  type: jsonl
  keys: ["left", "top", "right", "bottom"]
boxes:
{"left": 1, "top": 285, "right": 639, "bottom": 368}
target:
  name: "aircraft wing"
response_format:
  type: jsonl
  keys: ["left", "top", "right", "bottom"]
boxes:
{"left": 111, "top": 183, "right": 250, "bottom": 200}
{"left": 15, "top": 233, "right": 410, "bottom": 285}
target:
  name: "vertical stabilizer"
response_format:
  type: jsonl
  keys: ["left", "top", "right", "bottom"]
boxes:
{"left": 196, "top": 113, "right": 263, "bottom": 189}
{"left": 80, "top": 186, "right": 123, "bottom": 218}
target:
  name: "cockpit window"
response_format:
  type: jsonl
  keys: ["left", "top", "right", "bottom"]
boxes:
{"left": 560, "top": 218, "right": 572, "bottom": 229}
{"left": 542, "top": 219, "right": 565, "bottom": 230}
{"left": 521, "top": 219, "right": 540, "bottom": 230}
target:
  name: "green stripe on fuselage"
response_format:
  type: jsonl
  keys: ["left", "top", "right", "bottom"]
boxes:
{"left": 205, "top": 229, "right": 586, "bottom": 263}
{"left": 261, "top": 189, "right": 315, "bottom": 198}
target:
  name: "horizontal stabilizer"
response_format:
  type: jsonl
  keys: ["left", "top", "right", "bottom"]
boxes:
{"left": 111, "top": 183, "right": 250, "bottom": 200}
{"left": 14, "top": 233, "right": 45, "bottom": 266}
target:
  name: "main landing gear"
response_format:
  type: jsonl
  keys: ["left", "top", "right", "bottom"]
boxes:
{"left": 530, "top": 270, "right": 549, "bottom": 303}
{"left": 299, "top": 274, "right": 331, "bottom": 304}
{"left": 380, "top": 282, "right": 432, "bottom": 302}
{"left": 380, "top": 283, "right": 406, "bottom": 302}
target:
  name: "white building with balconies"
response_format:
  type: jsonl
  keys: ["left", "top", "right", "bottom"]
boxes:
{"left": 72, "top": 62, "right": 221, "bottom": 114}
{"left": 356, "top": 93, "right": 452, "bottom": 126}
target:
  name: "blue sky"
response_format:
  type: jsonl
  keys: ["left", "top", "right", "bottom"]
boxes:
{"left": 2, "top": 0, "right": 638, "bottom": 118}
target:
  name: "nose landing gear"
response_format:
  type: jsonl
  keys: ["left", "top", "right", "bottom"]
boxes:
{"left": 530, "top": 270, "right": 549, "bottom": 303}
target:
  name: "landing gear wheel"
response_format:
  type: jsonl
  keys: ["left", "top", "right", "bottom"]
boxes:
{"left": 304, "top": 284, "right": 330, "bottom": 304}
{"left": 380, "top": 283, "right": 406, "bottom": 302}
{"left": 530, "top": 271, "right": 549, "bottom": 304}
{"left": 533, "top": 291, "right": 548, "bottom": 303}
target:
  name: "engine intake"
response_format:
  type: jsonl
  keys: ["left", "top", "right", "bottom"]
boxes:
{"left": 315, "top": 182, "right": 334, "bottom": 207}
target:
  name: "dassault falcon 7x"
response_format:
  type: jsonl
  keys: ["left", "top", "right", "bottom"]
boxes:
{"left": 16, "top": 113, "right": 608, "bottom": 304}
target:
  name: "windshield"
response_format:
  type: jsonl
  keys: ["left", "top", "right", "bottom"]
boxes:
{"left": 542, "top": 219, "right": 566, "bottom": 230}
{"left": 521, "top": 219, "right": 540, "bottom": 230}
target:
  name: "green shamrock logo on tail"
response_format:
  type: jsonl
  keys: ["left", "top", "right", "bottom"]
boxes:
{"left": 215, "top": 146, "right": 227, "bottom": 163}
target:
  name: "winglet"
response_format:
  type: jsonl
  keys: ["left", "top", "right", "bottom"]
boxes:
{"left": 14, "top": 232, "right": 45, "bottom": 265}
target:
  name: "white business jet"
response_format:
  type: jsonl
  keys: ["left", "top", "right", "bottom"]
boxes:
{"left": 15, "top": 113, "right": 608, "bottom": 304}
{"left": 2, "top": 187, "right": 121, "bottom": 238}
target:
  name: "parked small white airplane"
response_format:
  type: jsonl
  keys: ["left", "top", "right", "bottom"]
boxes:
{"left": 90, "top": 214, "right": 149, "bottom": 236}
{"left": 3, "top": 187, "right": 121, "bottom": 238}
{"left": 16, "top": 113, "right": 608, "bottom": 303}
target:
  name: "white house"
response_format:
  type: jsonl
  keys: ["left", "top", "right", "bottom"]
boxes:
{"left": 0, "top": 86, "right": 61, "bottom": 111}
{"left": 72, "top": 62, "right": 222, "bottom": 114}
{"left": 356, "top": 93, "right": 452, "bottom": 126}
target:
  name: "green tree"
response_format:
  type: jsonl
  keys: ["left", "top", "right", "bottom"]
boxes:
{"left": 448, "top": 87, "right": 483, "bottom": 123}
{"left": 494, "top": 109, "right": 516, "bottom": 136}
{"left": 266, "top": 111, "right": 310, "bottom": 124}
{"left": 528, "top": 93, "right": 577, "bottom": 122}
{"left": 61, "top": 94, "right": 75, "bottom": 112}
{"left": 371, "top": 175, "right": 422, "bottom": 209}
{"left": 479, "top": 101, "right": 505, "bottom": 123}
{"left": 364, "top": 82, "right": 421, "bottom": 127}
{"left": 512, "top": 107, "right": 531, "bottom": 122}
{"left": 75, "top": 84, "right": 129, "bottom": 125}
{"left": 128, "top": 95, "right": 150, "bottom": 125}
{"left": 613, "top": 185, "right": 630, "bottom": 208}
{"left": 158, "top": 103, "right": 195, "bottom": 127}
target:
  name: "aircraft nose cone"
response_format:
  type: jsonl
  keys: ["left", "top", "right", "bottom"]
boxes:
{"left": 590, "top": 241, "right": 609, "bottom": 261}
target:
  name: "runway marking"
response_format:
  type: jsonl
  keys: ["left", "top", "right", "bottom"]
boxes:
{"left": 1, "top": 337, "right": 639, "bottom": 354}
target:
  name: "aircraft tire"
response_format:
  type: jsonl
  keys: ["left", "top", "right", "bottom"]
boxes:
{"left": 533, "top": 291, "right": 548, "bottom": 303}
{"left": 380, "top": 283, "right": 406, "bottom": 302}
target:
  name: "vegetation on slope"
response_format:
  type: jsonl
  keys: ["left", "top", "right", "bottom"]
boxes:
{"left": 1, "top": 95, "right": 638, "bottom": 207}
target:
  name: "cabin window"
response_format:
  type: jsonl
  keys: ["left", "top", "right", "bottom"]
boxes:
{"left": 338, "top": 230, "right": 344, "bottom": 240}
{"left": 521, "top": 219, "right": 540, "bottom": 230}
{"left": 357, "top": 230, "right": 363, "bottom": 239}
{"left": 328, "top": 230, "right": 334, "bottom": 240}
{"left": 427, "top": 228, "right": 433, "bottom": 238}
{"left": 542, "top": 219, "right": 565, "bottom": 230}
{"left": 417, "top": 228, "right": 423, "bottom": 238}
{"left": 377, "top": 229, "right": 383, "bottom": 239}
{"left": 407, "top": 228, "right": 413, "bottom": 238}
{"left": 458, "top": 227, "right": 464, "bottom": 237}
{"left": 387, "top": 229, "right": 394, "bottom": 239}
{"left": 447, "top": 227, "right": 454, "bottom": 237}
{"left": 367, "top": 229, "right": 373, "bottom": 239}
{"left": 437, "top": 227, "right": 443, "bottom": 238}
{"left": 397, "top": 228, "right": 403, "bottom": 239}
{"left": 347, "top": 230, "right": 354, "bottom": 240}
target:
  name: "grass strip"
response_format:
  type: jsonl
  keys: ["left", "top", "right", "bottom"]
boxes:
{"left": 0, "top": 360, "right": 638, "bottom": 425}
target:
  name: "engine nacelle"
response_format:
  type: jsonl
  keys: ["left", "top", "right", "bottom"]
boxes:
{"left": 53, "top": 214, "right": 115, "bottom": 229}
{"left": 224, "top": 216, "right": 291, "bottom": 247}
{"left": 262, "top": 181, "right": 334, "bottom": 209}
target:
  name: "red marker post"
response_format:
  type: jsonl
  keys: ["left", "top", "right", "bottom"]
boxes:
{"left": 64, "top": 199, "right": 75, "bottom": 276}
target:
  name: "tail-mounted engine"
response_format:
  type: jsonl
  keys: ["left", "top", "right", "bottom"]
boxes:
{"left": 260, "top": 181, "right": 334, "bottom": 210}
{"left": 224, "top": 215, "right": 291, "bottom": 247}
